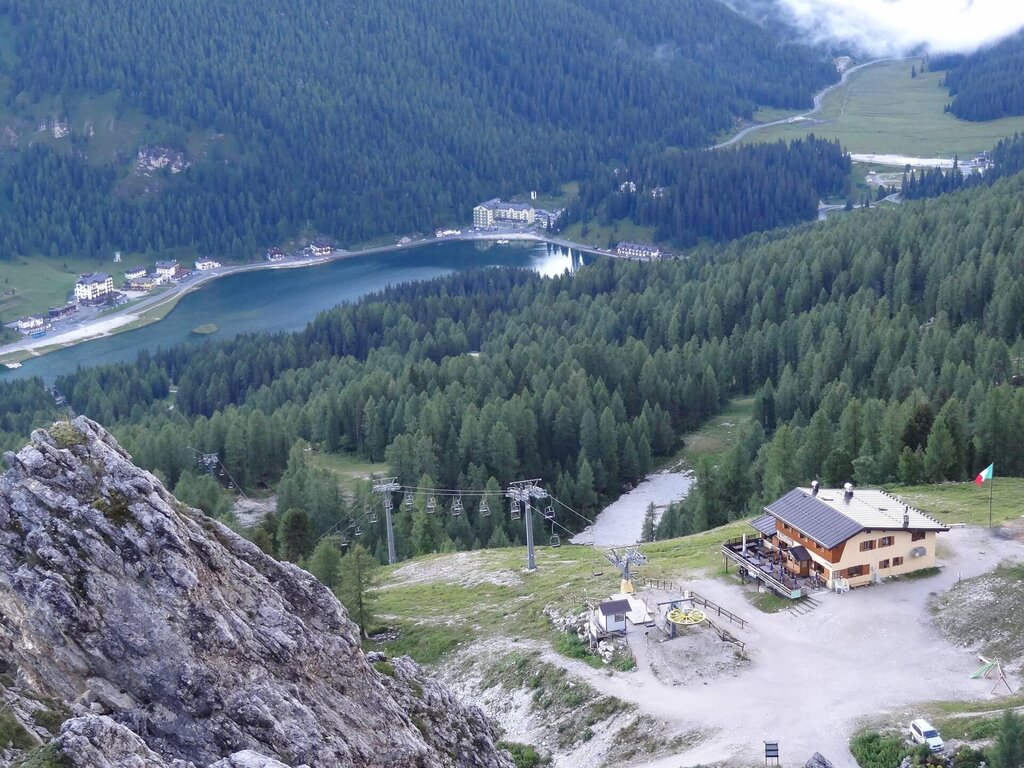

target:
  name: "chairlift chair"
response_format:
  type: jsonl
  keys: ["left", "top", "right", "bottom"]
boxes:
{"left": 479, "top": 498, "right": 491, "bottom": 517}
{"left": 543, "top": 504, "right": 554, "bottom": 520}
{"left": 510, "top": 499, "right": 522, "bottom": 520}
{"left": 426, "top": 496, "right": 437, "bottom": 514}
{"left": 404, "top": 494, "right": 413, "bottom": 510}
{"left": 550, "top": 533, "right": 561, "bottom": 548}
{"left": 353, "top": 525, "right": 363, "bottom": 537}
{"left": 368, "top": 506, "right": 379, "bottom": 524}
{"left": 452, "top": 494, "right": 463, "bottom": 516}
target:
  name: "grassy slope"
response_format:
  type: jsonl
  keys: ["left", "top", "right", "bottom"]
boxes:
{"left": 0, "top": 257, "right": 109, "bottom": 321}
{"left": 888, "top": 478, "right": 1024, "bottom": 527}
{"left": 741, "top": 60, "right": 1024, "bottom": 157}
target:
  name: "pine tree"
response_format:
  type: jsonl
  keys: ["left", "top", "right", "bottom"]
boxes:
{"left": 641, "top": 503, "right": 656, "bottom": 542}
{"left": 277, "top": 507, "right": 313, "bottom": 562}
{"left": 307, "top": 536, "right": 344, "bottom": 590}
{"left": 336, "top": 543, "right": 380, "bottom": 639}
{"left": 993, "top": 709, "right": 1024, "bottom": 768}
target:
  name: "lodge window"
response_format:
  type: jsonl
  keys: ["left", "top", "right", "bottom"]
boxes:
{"left": 846, "top": 565, "right": 866, "bottom": 577}
{"left": 878, "top": 536, "right": 894, "bottom": 547}
{"left": 911, "top": 531, "right": 926, "bottom": 541}
{"left": 893, "top": 556, "right": 904, "bottom": 566}
{"left": 859, "top": 540, "right": 875, "bottom": 551}
{"left": 879, "top": 559, "right": 890, "bottom": 569}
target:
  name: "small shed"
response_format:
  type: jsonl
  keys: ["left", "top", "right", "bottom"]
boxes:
{"left": 596, "top": 599, "right": 631, "bottom": 634}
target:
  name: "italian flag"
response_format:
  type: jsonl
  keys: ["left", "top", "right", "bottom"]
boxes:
{"left": 975, "top": 463, "right": 994, "bottom": 485}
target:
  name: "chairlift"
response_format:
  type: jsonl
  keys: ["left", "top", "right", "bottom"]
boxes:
{"left": 353, "top": 525, "right": 363, "bottom": 537}
{"left": 227, "top": 482, "right": 236, "bottom": 489}
{"left": 404, "top": 493, "right": 413, "bottom": 510}
{"left": 543, "top": 504, "right": 554, "bottom": 520}
{"left": 510, "top": 499, "right": 522, "bottom": 520}
{"left": 550, "top": 533, "right": 561, "bottom": 548}
{"left": 479, "top": 498, "right": 491, "bottom": 517}
{"left": 426, "top": 496, "right": 437, "bottom": 514}
{"left": 368, "top": 506, "right": 379, "bottom": 524}
{"left": 452, "top": 494, "right": 463, "bottom": 516}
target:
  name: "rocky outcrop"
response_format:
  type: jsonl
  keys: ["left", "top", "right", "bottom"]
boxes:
{"left": 135, "top": 145, "right": 190, "bottom": 176}
{"left": 0, "top": 418, "right": 512, "bottom": 768}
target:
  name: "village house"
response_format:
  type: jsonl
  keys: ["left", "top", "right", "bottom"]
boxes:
{"left": 265, "top": 247, "right": 286, "bottom": 262}
{"left": 194, "top": 259, "right": 221, "bottom": 271}
{"left": 309, "top": 238, "right": 332, "bottom": 258}
{"left": 473, "top": 198, "right": 536, "bottom": 228}
{"left": 123, "top": 266, "right": 146, "bottom": 281}
{"left": 616, "top": 241, "right": 662, "bottom": 260}
{"left": 128, "top": 276, "right": 162, "bottom": 291}
{"left": 74, "top": 272, "right": 114, "bottom": 302}
{"left": 154, "top": 260, "right": 179, "bottom": 279}
{"left": 722, "top": 485, "right": 949, "bottom": 597}
{"left": 16, "top": 315, "right": 47, "bottom": 333}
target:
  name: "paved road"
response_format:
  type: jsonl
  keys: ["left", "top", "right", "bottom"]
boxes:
{"left": 712, "top": 57, "right": 907, "bottom": 150}
{"left": 818, "top": 192, "right": 902, "bottom": 220}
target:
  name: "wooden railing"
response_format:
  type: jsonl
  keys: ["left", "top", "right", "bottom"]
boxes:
{"left": 641, "top": 577, "right": 749, "bottom": 630}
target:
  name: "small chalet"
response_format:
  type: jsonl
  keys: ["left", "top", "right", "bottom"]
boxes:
{"left": 595, "top": 598, "right": 630, "bottom": 634}
{"left": 265, "top": 247, "right": 286, "bottom": 262}
{"left": 154, "top": 260, "right": 179, "bottom": 278}
{"left": 194, "top": 259, "right": 221, "bottom": 271}
{"left": 723, "top": 485, "right": 949, "bottom": 596}
{"left": 309, "top": 238, "right": 332, "bottom": 258}
{"left": 171, "top": 265, "right": 192, "bottom": 281}
{"left": 17, "top": 315, "right": 47, "bottom": 333}
{"left": 123, "top": 266, "right": 146, "bottom": 281}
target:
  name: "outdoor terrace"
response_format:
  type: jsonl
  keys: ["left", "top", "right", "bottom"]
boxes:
{"left": 720, "top": 536, "right": 816, "bottom": 600}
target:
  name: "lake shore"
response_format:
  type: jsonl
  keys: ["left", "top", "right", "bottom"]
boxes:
{"left": 0, "top": 231, "right": 606, "bottom": 365}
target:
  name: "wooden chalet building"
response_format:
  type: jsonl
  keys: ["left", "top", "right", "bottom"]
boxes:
{"left": 723, "top": 485, "right": 949, "bottom": 597}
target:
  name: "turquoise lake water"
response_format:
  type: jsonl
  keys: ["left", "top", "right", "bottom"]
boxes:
{"left": 4, "top": 240, "right": 585, "bottom": 383}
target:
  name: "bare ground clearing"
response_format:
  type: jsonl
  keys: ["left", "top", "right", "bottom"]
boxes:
{"left": 434, "top": 527, "right": 1024, "bottom": 767}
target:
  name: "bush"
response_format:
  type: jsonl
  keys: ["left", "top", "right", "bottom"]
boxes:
{"left": 850, "top": 731, "right": 911, "bottom": 768}
{"left": 498, "top": 741, "right": 551, "bottom": 768}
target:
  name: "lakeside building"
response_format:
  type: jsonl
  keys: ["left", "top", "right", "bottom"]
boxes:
{"left": 155, "top": 260, "right": 179, "bottom": 279}
{"left": 17, "top": 315, "right": 47, "bottom": 333}
{"left": 195, "top": 259, "right": 221, "bottom": 271}
{"left": 309, "top": 238, "right": 332, "bottom": 258}
{"left": 128, "top": 276, "right": 162, "bottom": 291}
{"left": 48, "top": 303, "right": 77, "bottom": 320}
{"left": 616, "top": 242, "right": 662, "bottom": 260}
{"left": 265, "top": 247, "right": 286, "bottom": 262}
{"left": 722, "top": 485, "right": 949, "bottom": 597}
{"left": 473, "top": 198, "right": 536, "bottom": 228}
{"left": 74, "top": 272, "right": 114, "bottom": 302}
{"left": 123, "top": 266, "right": 146, "bottom": 281}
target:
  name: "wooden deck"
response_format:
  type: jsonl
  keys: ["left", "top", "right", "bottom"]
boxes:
{"left": 721, "top": 538, "right": 804, "bottom": 599}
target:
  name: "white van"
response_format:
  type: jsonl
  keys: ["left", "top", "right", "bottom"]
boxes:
{"left": 910, "top": 719, "right": 944, "bottom": 752}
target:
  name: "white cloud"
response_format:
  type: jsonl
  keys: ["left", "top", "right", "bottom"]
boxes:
{"left": 775, "top": 0, "right": 1024, "bottom": 56}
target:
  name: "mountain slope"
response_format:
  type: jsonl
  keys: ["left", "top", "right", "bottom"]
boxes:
{"left": 0, "top": 0, "right": 835, "bottom": 259}
{"left": 0, "top": 417, "right": 511, "bottom": 768}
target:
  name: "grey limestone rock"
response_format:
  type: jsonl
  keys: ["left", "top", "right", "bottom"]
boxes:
{"left": 806, "top": 752, "right": 836, "bottom": 768}
{"left": 0, "top": 418, "right": 512, "bottom": 768}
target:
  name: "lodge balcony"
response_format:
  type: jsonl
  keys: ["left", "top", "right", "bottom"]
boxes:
{"left": 721, "top": 537, "right": 805, "bottom": 600}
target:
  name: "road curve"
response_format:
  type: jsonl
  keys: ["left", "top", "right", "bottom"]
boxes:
{"left": 711, "top": 57, "right": 908, "bottom": 150}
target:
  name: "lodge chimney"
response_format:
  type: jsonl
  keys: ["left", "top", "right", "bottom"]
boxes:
{"left": 843, "top": 482, "right": 853, "bottom": 503}
{"left": 811, "top": 480, "right": 819, "bottom": 497}
{"left": 903, "top": 505, "right": 909, "bottom": 528}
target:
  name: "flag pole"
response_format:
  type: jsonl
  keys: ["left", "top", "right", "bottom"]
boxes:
{"left": 989, "top": 469, "right": 994, "bottom": 529}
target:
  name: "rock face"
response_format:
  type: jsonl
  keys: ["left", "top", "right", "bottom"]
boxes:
{"left": 0, "top": 418, "right": 513, "bottom": 768}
